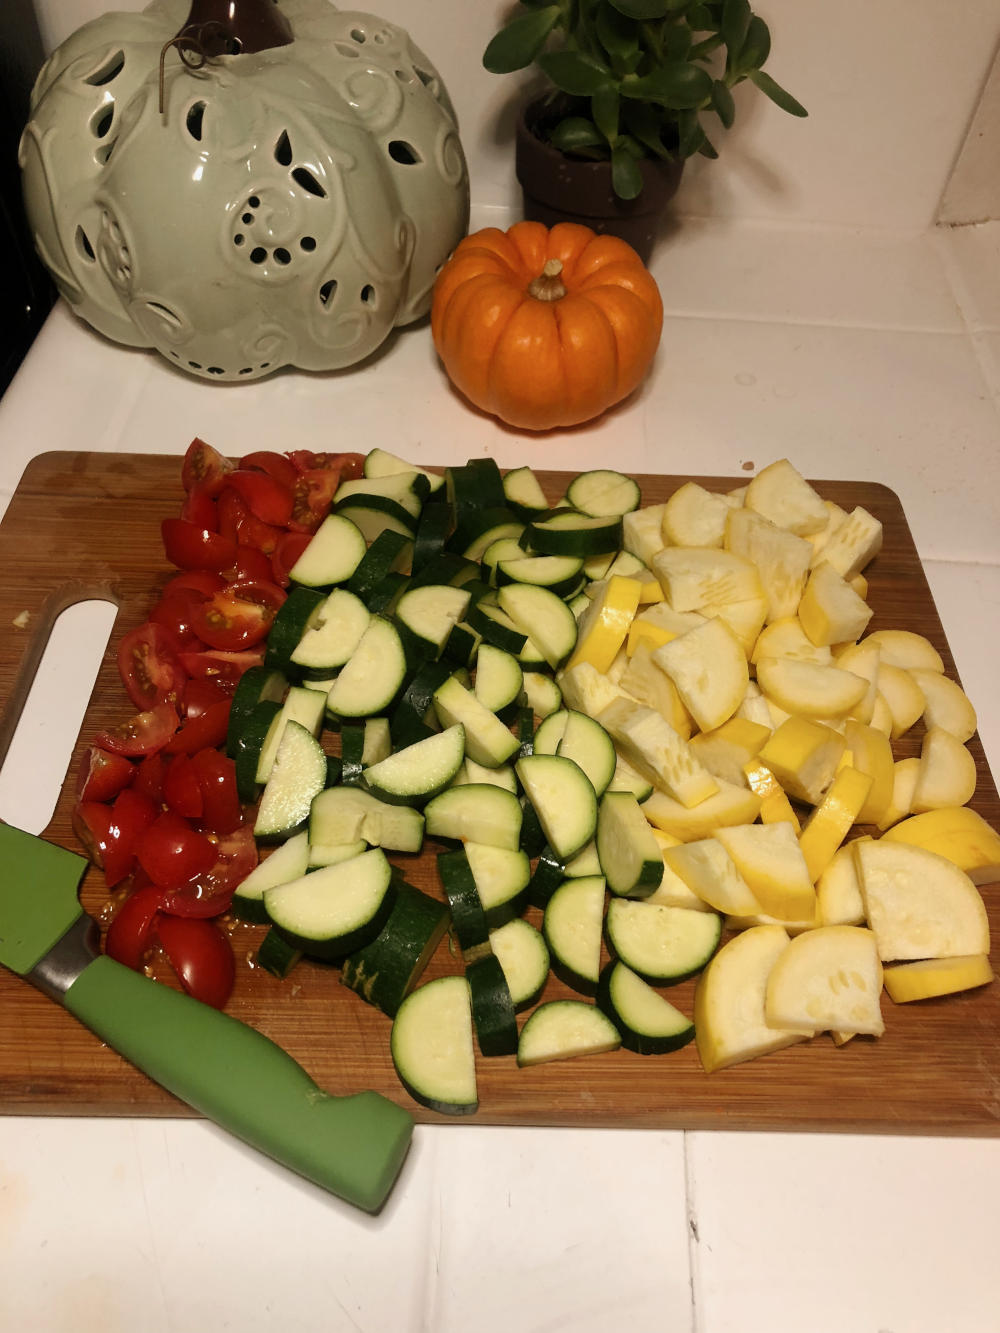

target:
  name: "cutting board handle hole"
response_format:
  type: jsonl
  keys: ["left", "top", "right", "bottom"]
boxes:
{"left": 0, "top": 599, "right": 118, "bottom": 834}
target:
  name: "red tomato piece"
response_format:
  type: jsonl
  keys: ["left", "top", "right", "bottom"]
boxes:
{"left": 271, "top": 531, "right": 313, "bottom": 587}
{"left": 162, "top": 518, "right": 239, "bottom": 572}
{"left": 96, "top": 701, "right": 179, "bottom": 757}
{"left": 216, "top": 488, "right": 283, "bottom": 555}
{"left": 188, "top": 580, "right": 285, "bottom": 651}
{"left": 163, "top": 752, "right": 204, "bottom": 819}
{"left": 179, "top": 483, "right": 218, "bottom": 531}
{"left": 136, "top": 810, "right": 218, "bottom": 886}
{"left": 224, "top": 469, "right": 294, "bottom": 528}
{"left": 288, "top": 468, "right": 339, "bottom": 533}
{"left": 287, "top": 450, "right": 364, "bottom": 479}
{"left": 118, "top": 623, "right": 187, "bottom": 710}
{"left": 149, "top": 592, "right": 209, "bottom": 650}
{"left": 182, "top": 674, "right": 235, "bottom": 717}
{"left": 73, "top": 789, "right": 157, "bottom": 887}
{"left": 159, "top": 825, "right": 257, "bottom": 918}
{"left": 75, "top": 746, "right": 134, "bottom": 803}
{"left": 191, "top": 747, "right": 242, "bottom": 835}
{"left": 181, "top": 438, "right": 233, "bottom": 497}
{"left": 162, "top": 570, "right": 227, "bottom": 599}
{"left": 178, "top": 647, "right": 264, "bottom": 684}
{"left": 155, "top": 914, "right": 235, "bottom": 1009}
{"left": 240, "top": 450, "right": 299, "bottom": 489}
{"left": 223, "top": 544, "right": 274, "bottom": 585}
{"left": 163, "top": 697, "right": 231, "bottom": 754}
{"left": 104, "top": 883, "right": 170, "bottom": 971}
{"left": 131, "top": 751, "right": 167, "bottom": 802}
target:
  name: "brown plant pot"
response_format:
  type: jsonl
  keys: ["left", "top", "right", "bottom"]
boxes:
{"left": 515, "top": 98, "right": 683, "bottom": 264}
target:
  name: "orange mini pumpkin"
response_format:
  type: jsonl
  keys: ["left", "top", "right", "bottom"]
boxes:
{"left": 430, "top": 221, "right": 663, "bottom": 431}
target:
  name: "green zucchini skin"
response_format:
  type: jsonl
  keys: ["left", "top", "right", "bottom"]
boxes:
{"left": 466, "top": 953, "right": 518, "bottom": 1057}
{"left": 341, "top": 883, "right": 450, "bottom": 1018}
{"left": 595, "top": 962, "right": 696, "bottom": 1056}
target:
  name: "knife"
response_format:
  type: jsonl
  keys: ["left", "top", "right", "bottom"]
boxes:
{"left": 0, "top": 821, "right": 413, "bottom": 1213}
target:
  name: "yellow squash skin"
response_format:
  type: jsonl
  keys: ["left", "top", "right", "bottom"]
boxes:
{"left": 430, "top": 221, "right": 663, "bottom": 431}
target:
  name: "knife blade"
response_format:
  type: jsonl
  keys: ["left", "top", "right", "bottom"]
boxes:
{"left": 0, "top": 821, "right": 412, "bottom": 1212}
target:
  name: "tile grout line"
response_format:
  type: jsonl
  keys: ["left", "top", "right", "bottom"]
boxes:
{"left": 932, "top": 225, "right": 1000, "bottom": 417}
{"left": 683, "top": 1132, "right": 704, "bottom": 1333}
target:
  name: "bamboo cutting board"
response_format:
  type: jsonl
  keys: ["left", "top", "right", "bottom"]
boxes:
{"left": 1, "top": 451, "right": 998, "bottom": 1135}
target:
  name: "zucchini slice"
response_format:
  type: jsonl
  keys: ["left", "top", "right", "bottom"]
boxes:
{"left": 290, "top": 588, "right": 371, "bottom": 676}
{"left": 596, "top": 790, "right": 664, "bottom": 898}
{"left": 516, "top": 753, "right": 598, "bottom": 861}
{"left": 253, "top": 720, "right": 328, "bottom": 843}
{"left": 605, "top": 898, "right": 722, "bottom": 984}
{"left": 437, "top": 847, "right": 491, "bottom": 952}
{"left": 432, "top": 675, "right": 519, "bottom": 768}
{"left": 497, "top": 583, "right": 578, "bottom": 670}
{"left": 423, "top": 783, "right": 523, "bottom": 850}
{"left": 288, "top": 513, "right": 367, "bottom": 588}
{"left": 341, "top": 882, "right": 450, "bottom": 1017}
{"left": 363, "top": 724, "right": 466, "bottom": 805}
{"left": 263, "top": 848, "right": 395, "bottom": 960}
{"left": 489, "top": 918, "right": 550, "bottom": 1010}
{"left": 226, "top": 665, "right": 288, "bottom": 758}
{"left": 565, "top": 469, "right": 641, "bottom": 518}
{"left": 517, "top": 1000, "right": 621, "bottom": 1067}
{"left": 309, "top": 784, "right": 424, "bottom": 853}
{"left": 596, "top": 961, "right": 695, "bottom": 1055}
{"left": 233, "top": 829, "right": 310, "bottom": 922}
{"left": 543, "top": 874, "right": 607, "bottom": 996}
{"left": 325, "top": 617, "right": 408, "bottom": 719}
{"left": 467, "top": 953, "right": 519, "bottom": 1057}
{"left": 463, "top": 841, "right": 531, "bottom": 927}
{"left": 533, "top": 708, "right": 617, "bottom": 797}
{"left": 391, "top": 975, "right": 478, "bottom": 1115}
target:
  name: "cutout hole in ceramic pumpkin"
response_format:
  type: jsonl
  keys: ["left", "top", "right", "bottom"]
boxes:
{"left": 291, "top": 166, "right": 326, "bottom": 198}
{"left": 274, "top": 130, "right": 292, "bottom": 166}
{"left": 361, "top": 284, "right": 377, "bottom": 307}
{"left": 75, "top": 226, "right": 96, "bottom": 262}
{"left": 90, "top": 105, "right": 114, "bottom": 139}
{"left": 185, "top": 101, "right": 206, "bottom": 142}
{"left": 388, "top": 141, "right": 420, "bottom": 166}
{"left": 84, "top": 50, "right": 125, "bottom": 86}
{"left": 319, "top": 278, "right": 338, "bottom": 306}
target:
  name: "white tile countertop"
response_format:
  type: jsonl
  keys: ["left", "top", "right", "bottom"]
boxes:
{"left": 2, "top": 213, "right": 1000, "bottom": 1332}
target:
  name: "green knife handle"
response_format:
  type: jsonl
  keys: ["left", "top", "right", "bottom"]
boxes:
{"left": 64, "top": 955, "right": 412, "bottom": 1213}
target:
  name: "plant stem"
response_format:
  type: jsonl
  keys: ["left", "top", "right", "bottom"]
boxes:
{"left": 528, "top": 260, "right": 567, "bottom": 303}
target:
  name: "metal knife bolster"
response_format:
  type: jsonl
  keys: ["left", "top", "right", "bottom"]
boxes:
{"left": 26, "top": 915, "right": 100, "bottom": 1002}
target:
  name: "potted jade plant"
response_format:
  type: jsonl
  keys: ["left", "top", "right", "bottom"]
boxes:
{"left": 484, "top": 0, "right": 806, "bottom": 260}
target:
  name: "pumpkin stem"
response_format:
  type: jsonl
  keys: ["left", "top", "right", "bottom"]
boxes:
{"left": 527, "top": 259, "right": 567, "bottom": 303}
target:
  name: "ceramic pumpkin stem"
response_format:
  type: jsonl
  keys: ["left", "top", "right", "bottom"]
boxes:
{"left": 528, "top": 259, "right": 567, "bottom": 303}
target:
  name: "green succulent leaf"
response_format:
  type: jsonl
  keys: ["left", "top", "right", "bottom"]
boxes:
{"left": 537, "top": 49, "right": 615, "bottom": 95}
{"left": 710, "top": 78, "right": 735, "bottom": 128}
{"left": 721, "top": 0, "right": 752, "bottom": 57}
{"left": 689, "top": 33, "right": 724, "bottom": 60}
{"left": 622, "top": 100, "right": 674, "bottom": 158}
{"left": 698, "top": 132, "right": 719, "bottom": 158}
{"left": 623, "top": 62, "right": 713, "bottom": 108}
{"left": 662, "top": 23, "right": 693, "bottom": 61}
{"left": 734, "top": 14, "right": 771, "bottom": 73}
{"left": 591, "top": 82, "right": 622, "bottom": 143}
{"left": 548, "top": 116, "right": 608, "bottom": 153}
{"left": 609, "top": 0, "right": 671, "bottom": 19}
{"left": 687, "top": 4, "right": 717, "bottom": 31}
{"left": 483, "top": 6, "right": 562, "bottom": 74}
{"left": 611, "top": 143, "right": 645, "bottom": 199}
{"left": 749, "top": 68, "right": 808, "bottom": 117}
{"left": 595, "top": 1, "right": 640, "bottom": 63}
{"left": 675, "top": 107, "right": 707, "bottom": 158}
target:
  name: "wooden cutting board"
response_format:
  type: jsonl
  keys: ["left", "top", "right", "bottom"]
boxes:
{"left": 1, "top": 451, "right": 998, "bottom": 1135}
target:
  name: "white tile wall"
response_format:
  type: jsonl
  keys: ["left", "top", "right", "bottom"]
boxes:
{"left": 30, "top": 0, "right": 1000, "bottom": 230}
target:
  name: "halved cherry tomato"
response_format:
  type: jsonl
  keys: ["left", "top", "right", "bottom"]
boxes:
{"left": 182, "top": 675, "right": 235, "bottom": 717}
{"left": 149, "top": 591, "right": 208, "bottom": 649}
{"left": 75, "top": 746, "right": 134, "bottom": 803}
{"left": 73, "top": 789, "right": 157, "bottom": 887}
{"left": 271, "top": 531, "right": 312, "bottom": 587}
{"left": 182, "top": 438, "right": 233, "bottom": 496}
{"left": 191, "top": 747, "right": 242, "bottom": 834}
{"left": 178, "top": 647, "right": 264, "bottom": 684}
{"left": 224, "top": 470, "right": 294, "bottom": 527}
{"left": 163, "top": 698, "right": 231, "bottom": 754}
{"left": 136, "top": 811, "right": 218, "bottom": 886}
{"left": 155, "top": 914, "right": 235, "bottom": 1009}
{"left": 159, "top": 825, "right": 257, "bottom": 918}
{"left": 104, "top": 882, "right": 170, "bottom": 971}
{"left": 163, "top": 752, "right": 204, "bottom": 819}
{"left": 179, "top": 483, "right": 218, "bottom": 531}
{"left": 188, "top": 579, "right": 285, "bottom": 651}
{"left": 287, "top": 450, "right": 364, "bottom": 479}
{"left": 217, "top": 488, "right": 284, "bottom": 556}
{"left": 162, "top": 570, "right": 227, "bottom": 599}
{"left": 223, "top": 544, "right": 273, "bottom": 584}
{"left": 118, "top": 623, "right": 187, "bottom": 710}
{"left": 96, "top": 701, "right": 179, "bottom": 757}
{"left": 240, "top": 450, "right": 298, "bottom": 489}
{"left": 132, "top": 751, "right": 167, "bottom": 802}
{"left": 162, "top": 518, "right": 239, "bottom": 572}
{"left": 288, "top": 468, "right": 339, "bottom": 533}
